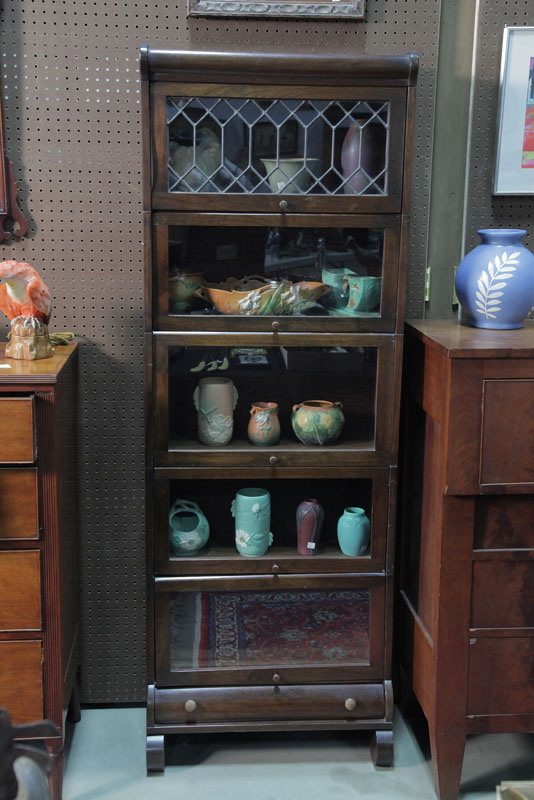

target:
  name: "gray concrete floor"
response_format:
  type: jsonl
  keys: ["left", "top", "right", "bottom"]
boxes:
{"left": 61, "top": 707, "right": 533, "bottom": 800}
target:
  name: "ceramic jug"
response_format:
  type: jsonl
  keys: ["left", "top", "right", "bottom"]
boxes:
{"left": 296, "top": 498, "right": 324, "bottom": 556}
{"left": 231, "top": 488, "right": 273, "bottom": 557}
{"left": 337, "top": 507, "right": 370, "bottom": 557}
{"left": 169, "top": 499, "right": 210, "bottom": 556}
{"left": 247, "top": 402, "right": 281, "bottom": 446}
{"left": 292, "top": 400, "right": 344, "bottom": 446}
{"left": 193, "top": 377, "right": 238, "bottom": 446}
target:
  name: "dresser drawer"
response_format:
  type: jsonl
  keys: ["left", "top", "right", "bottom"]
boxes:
{"left": 0, "top": 550, "right": 41, "bottom": 630}
{"left": 468, "top": 637, "right": 534, "bottom": 716}
{"left": 0, "top": 640, "right": 43, "bottom": 723}
{"left": 155, "top": 683, "right": 385, "bottom": 724}
{"left": 0, "top": 397, "right": 35, "bottom": 463}
{"left": 0, "top": 469, "right": 39, "bottom": 539}
{"left": 472, "top": 561, "right": 534, "bottom": 629}
{"left": 474, "top": 496, "right": 534, "bottom": 550}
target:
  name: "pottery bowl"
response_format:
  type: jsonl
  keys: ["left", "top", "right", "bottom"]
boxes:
{"left": 260, "top": 158, "right": 318, "bottom": 194}
{"left": 195, "top": 276, "right": 329, "bottom": 316}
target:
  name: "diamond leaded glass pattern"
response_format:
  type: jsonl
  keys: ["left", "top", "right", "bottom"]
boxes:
{"left": 167, "top": 97, "right": 390, "bottom": 195}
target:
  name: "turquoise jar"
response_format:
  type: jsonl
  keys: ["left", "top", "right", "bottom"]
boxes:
{"left": 169, "top": 499, "right": 210, "bottom": 556}
{"left": 231, "top": 488, "right": 273, "bottom": 557}
{"left": 337, "top": 507, "right": 370, "bottom": 556}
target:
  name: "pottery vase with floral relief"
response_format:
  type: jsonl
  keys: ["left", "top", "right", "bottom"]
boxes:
{"left": 247, "top": 402, "right": 281, "bottom": 446}
{"left": 193, "top": 376, "right": 238, "bottom": 446}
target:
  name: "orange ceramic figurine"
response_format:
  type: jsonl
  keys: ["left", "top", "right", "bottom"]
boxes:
{"left": 0, "top": 260, "right": 53, "bottom": 359}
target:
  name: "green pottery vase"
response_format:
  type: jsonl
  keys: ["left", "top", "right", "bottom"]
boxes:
{"left": 291, "top": 400, "right": 344, "bottom": 446}
{"left": 169, "top": 499, "right": 210, "bottom": 555}
{"left": 231, "top": 488, "right": 273, "bottom": 556}
{"left": 337, "top": 507, "right": 370, "bottom": 556}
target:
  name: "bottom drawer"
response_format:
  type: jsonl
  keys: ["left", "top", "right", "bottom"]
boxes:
{"left": 155, "top": 683, "right": 385, "bottom": 724}
{"left": 468, "top": 637, "right": 534, "bottom": 716}
{"left": 0, "top": 640, "right": 43, "bottom": 724}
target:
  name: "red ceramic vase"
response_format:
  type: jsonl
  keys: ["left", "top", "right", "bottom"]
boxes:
{"left": 296, "top": 498, "right": 324, "bottom": 556}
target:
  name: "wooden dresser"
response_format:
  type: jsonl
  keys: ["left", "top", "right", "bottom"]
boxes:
{"left": 397, "top": 320, "right": 534, "bottom": 800}
{"left": 0, "top": 343, "right": 79, "bottom": 800}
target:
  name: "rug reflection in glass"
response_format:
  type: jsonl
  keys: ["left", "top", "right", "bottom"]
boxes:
{"left": 170, "top": 589, "right": 370, "bottom": 670}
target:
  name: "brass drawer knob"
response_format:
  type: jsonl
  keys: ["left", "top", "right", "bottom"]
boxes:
{"left": 184, "top": 699, "right": 197, "bottom": 713}
{"left": 272, "top": 563, "right": 280, "bottom": 574}
{"left": 279, "top": 200, "right": 288, "bottom": 212}
{"left": 271, "top": 320, "right": 280, "bottom": 331}
{"left": 344, "top": 698, "right": 356, "bottom": 711}
{"left": 272, "top": 673, "right": 281, "bottom": 684}
{"left": 269, "top": 456, "right": 278, "bottom": 465}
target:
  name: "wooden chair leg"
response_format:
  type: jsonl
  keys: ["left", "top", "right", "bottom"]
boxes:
{"left": 45, "top": 740, "right": 64, "bottom": 800}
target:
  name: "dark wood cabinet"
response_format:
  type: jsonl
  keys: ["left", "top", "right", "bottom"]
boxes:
{"left": 0, "top": 344, "right": 79, "bottom": 800}
{"left": 398, "top": 320, "right": 534, "bottom": 800}
{"left": 142, "top": 48, "right": 418, "bottom": 772}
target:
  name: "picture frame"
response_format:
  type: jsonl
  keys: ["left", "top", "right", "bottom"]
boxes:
{"left": 188, "top": 0, "right": 364, "bottom": 20}
{"left": 249, "top": 121, "right": 299, "bottom": 159}
{"left": 494, "top": 26, "right": 534, "bottom": 195}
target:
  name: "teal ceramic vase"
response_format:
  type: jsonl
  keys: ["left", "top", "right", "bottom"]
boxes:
{"left": 291, "top": 400, "right": 344, "bottom": 446}
{"left": 337, "top": 507, "right": 370, "bottom": 556}
{"left": 169, "top": 499, "right": 210, "bottom": 556}
{"left": 231, "top": 488, "right": 273, "bottom": 556}
{"left": 344, "top": 274, "right": 382, "bottom": 313}
{"left": 321, "top": 266, "right": 357, "bottom": 309}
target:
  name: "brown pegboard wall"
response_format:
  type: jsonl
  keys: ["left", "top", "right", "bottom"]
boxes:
{"left": 465, "top": 2, "right": 534, "bottom": 252}
{"left": 0, "top": 0, "right": 440, "bottom": 702}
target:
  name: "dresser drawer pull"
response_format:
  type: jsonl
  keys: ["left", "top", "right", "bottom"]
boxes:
{"left": 269, "top": 456, "right": 278, "bottom": 465}
{"left": 345, "top": 698, "right": 357, "bottom": 711}
{"left": 184, "top": 700, "right": 197, "bottom": 713}
{"left": 272, "top": 563, "right": 280, "bottom": 574}
{"left": 279, "top": 200, "right": 288, "bottom": 212}
{"left": 272, "top": 673, "right": 281, "bottom": 684}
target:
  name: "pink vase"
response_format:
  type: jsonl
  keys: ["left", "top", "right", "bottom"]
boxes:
{"left": 296, "top": 498, "right": 324, "bottom": 556}
{"left": 341, "top": 122, "right": 381, "bottom": 195}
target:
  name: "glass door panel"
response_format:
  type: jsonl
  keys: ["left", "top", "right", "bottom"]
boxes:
{"left": 165, "top": 97, "right": 390, "bottom": 197}
{"left": 154, "top": 471, "right": 388, "bottom": 574}
{"left": 153, "top": 216, "right": 401, "bottom": 332}
{"left": 155, "top": 575, "right": 385, "bottom": 686}
{"left": 153, "top": 335, "right": 395, "bottom": 466}
{"left": 151, "top": 85, "right": 406, "bottom": 212}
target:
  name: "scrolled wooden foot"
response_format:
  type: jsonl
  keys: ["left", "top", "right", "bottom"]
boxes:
{"left": 147, "top": 735, "right": 165, "bottom": 774}
{"left": 370, "top": 730, "right": 394, "bottom": 767}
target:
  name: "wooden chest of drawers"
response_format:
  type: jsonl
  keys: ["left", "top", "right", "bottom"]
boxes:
{"left": 0, "top": 343, "right": 79, "bottom": 800}
{"left": 397, "top": 321, "right": 534, "bottom": 800}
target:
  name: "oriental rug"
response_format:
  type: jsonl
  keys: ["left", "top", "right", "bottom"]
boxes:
{"left": 170, "top": 589, "right": 370, "bottom": 670}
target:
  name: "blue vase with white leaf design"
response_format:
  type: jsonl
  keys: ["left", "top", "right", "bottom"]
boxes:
{"left": 455, "top": 229, "right": 534, "bottom": 329}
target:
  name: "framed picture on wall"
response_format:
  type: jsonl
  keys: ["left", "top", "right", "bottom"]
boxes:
{"left": 188, "top": 0, "right": 364, "bottom": 19}
{"left": 494, "top": 26, "right": 534, "bottom": 195}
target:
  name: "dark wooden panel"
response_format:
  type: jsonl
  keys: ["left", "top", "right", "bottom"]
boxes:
{"left": 0, "top": 640, "right": 43, "bottom": 723}
{"left": 474, "top": 495, "right": 534, "bottom": 550}
{"left": 154, "top": 683, "right": 384, "bottom": 724}
{"left": 0, "top": 397, "right": 35, "bottom": 463}
{"left": 468, "top": 637, "right": 534, "bottom": 716}
{"left": 472, "top": 562, "right": 534, "bottom": 629}
{"left": 0, "top": 550, "right": 41, "bottom": 630}
{"left": 481, "top": 380, "right": 534, "bottom": 486}
{"left": 0, "top": 468, "right": 39, "bottom": 539}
